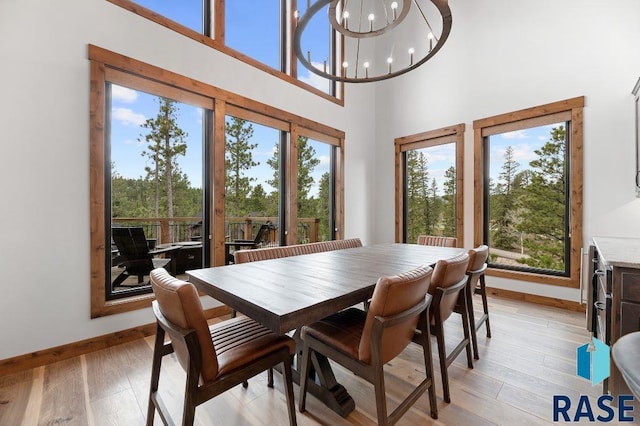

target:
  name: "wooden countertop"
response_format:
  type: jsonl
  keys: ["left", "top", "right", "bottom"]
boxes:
{"left": 592, "top": 236, "right": 640, "bottom": 268}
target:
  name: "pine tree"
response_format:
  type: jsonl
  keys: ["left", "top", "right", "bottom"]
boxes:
{"left": 491, "top": 145, "right": 520, "bottom": 250}
{"left": 518, "top": 126, "right": 567, "bottom": 270}
{"left": 316, "top": 172, "right": 331, "bottom": 241}
{"left": 247, "top": 184, "right": 268, "bottom": 215}
{"left": 225, "top": 117, "right": 258, "bottom": 217}
{"left": 441, "top": 166, "right": 457, "bottom": 236}
{"left": 267, "top": 136, "right": 320, "bottom": 218}
{"left": 139, "top": 97, "right": 187, "bottom": 219}
{"left": 405, "top": 150, "right": 431, "bottom": 243}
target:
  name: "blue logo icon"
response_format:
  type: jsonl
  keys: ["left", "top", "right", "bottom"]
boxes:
{"left": 576, "top": 337, "right": 610, "bottom": 385}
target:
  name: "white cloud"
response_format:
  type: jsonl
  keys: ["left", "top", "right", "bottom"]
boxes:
{"left": 493, "top": 144, "right": 537, "bottom": 163}
{"left": 112, "top": 107, "right": 146, "bottom": 126}
{"left": 318, "top": 155, "right": 330, "bottom": 167}
{"left": 111, "top": 85, "right": 138, "bottom": 103}
{"left": 298, "top": 63, "right": 331, "bottom": 93}
{"left": 501, "top": 129, "right": 528, "bottom": 139}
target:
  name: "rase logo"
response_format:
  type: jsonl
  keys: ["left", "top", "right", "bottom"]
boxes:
{"left": 552, "top": 337, "right": 635, "bottom": 422}
{"left": 576, "top": 337, "right": 610, "bottom": 385}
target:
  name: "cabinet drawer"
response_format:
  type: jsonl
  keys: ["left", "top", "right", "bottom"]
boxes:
{"left": 620, "top": 301, "right": 640, "bottom": 336}
{"left": 621, "top": 271, "right": 640, "bottom": 302}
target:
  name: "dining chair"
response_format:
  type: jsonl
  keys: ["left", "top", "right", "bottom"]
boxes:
{"left": 464, "top": 245, "right": 490, "bottom": 360}
{"left": 147, "top": 268, "right": 297, "bottom": 426}
{"left": 425, "top": 252, "right": 472, "bottom": 403}
{"left": 417, "top": 235, "right": 458, "bottom": 247}
{"left": 299, "top": 265, "right": 438, "bottom": 425}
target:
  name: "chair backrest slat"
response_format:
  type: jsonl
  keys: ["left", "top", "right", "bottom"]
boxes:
{"left": 234, "top": 238, "right": 363, "bottom": 264}
{"left": 417, "top": 235, "right": 457, "bottom": 247}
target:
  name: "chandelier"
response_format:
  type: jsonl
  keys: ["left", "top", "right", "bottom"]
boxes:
{"left": 294, "top": 0, "right": 452, "bottom": 83}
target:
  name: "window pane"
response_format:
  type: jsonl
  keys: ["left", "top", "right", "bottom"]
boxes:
{"left": 224, "top": 116, "right": 281, "bottom": 263}
{"left": 109, "top": 84, "right": 204, "bottom": 297}
{"left": 297, "top": 137, "right": 333, "bottom": 243}
{"left": 131, "top": 0, "right": 203, "bottom": 33}
{"left": 404, "top": 143, "right": 457, "bottom": 244}
{"left": 487, "top": 122, "right": 568, "bottom": 274}
{"left": 226, "top": 1, "right": 282, "bottom": 70}
{"left": 295, "top": 1, "right": 332, "bottom": 94}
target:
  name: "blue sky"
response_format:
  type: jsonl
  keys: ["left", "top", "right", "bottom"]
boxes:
{"left": 412, "top": 123, "right": 562, "bottom": 196}
{"left": 110, "top": 83, "right": 331, "bottom": 195}
{"left": 110, "top": 2, "right": 332, "bottom": 194}
{"left": 413, "top": 143, "right": 456, "bottom": 196}
{"left": 488, "top": 123, "right": 563, "bottom": 184}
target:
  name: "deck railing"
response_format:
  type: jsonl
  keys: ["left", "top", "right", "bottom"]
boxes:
{"left": 111, "top": 216, "right": 321, "bottom": 245}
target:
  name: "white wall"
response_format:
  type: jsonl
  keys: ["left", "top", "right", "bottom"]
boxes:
{"left": 1, "top": 0, "right": 637, "bottom": 361}
{"left": 372, "top": 0, "right": 640, "bottom": 301}
{"left": 0, "top": 0, "right": 375, "bottom": 360}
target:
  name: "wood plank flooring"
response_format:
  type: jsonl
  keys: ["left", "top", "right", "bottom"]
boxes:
{"left": 0, "top": 296, "right": 631, "bottom": 425}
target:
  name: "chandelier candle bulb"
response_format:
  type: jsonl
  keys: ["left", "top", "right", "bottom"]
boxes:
{"left": 408, "top": 47, "right": 415, "bottom": 65}
{"left": 391, "top": 1, "right": 398, "bottom": 20}
{"left": 293, "top": 10, "right": 299, "bottom": 23}
{"left": 387, "top": 56, "right": 393, "bottom": 73}
{"left": 428, "top": 32, "right": 434, "bottom": 51}
{"left": 364, "top": 61, "right": 370, "bottom": 78}
{"left": 342, "top": 11, "right": 349, "bottom": 29}
{"left": 368, "top": 13, "right": 375, "bottom": 31}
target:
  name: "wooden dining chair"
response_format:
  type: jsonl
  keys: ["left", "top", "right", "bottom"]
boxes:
{"left": 299, "top": 265, "right": 438, "bottom": 425}
{"left": 464, "top": 245, "right": 490, "bottom": 360}
{"left": 425, "top": 252, "right": 473, "bottom": 403}
{"left": 417, "top": 235, "right": 458, "bottom": 247}
{"left": 147, "top": 268, "right": 297, "bottom": 426}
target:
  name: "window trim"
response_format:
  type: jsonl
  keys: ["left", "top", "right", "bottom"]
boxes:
{"left": 394, "top": 124, "right": 465, "bottom": 245}
{"left": 89, "top": 44, "right": 345, "bottom": 317}
{"left": 473, "top": 97, "right": 584, "bottom": 288}
{"left": 105, "top": 0, "right": 343, "bottom": 105}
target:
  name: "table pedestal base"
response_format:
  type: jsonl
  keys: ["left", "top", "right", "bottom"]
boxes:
{"left": 291, "top": 351, "right": 355, "bottom": 417}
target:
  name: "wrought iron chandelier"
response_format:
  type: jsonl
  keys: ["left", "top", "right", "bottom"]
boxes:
{"left": 294, "top": 0, "right": 452, "bottom": 83}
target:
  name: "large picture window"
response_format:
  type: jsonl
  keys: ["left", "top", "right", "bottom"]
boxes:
{"left": 395, "top": 124, "right": 464, "bottom": 245}
{"left": 107, "top": 81, "right": 207, "bottom": 300}
{"left": 109, "top": 0, "right": 341, "bottom": 102}
{"left": 90, "top": 46, "right": 344, "bottom": 317}
{"left": 473, "top": 98, "right": 584, "bottom": 287}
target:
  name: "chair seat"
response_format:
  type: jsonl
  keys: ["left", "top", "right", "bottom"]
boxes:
{"left": 612, "top": 331, "right": 640, "bottom": 398}
{"left": 212, "top": 316, "right": 296, "bottom": 377}
{"left": 301, "top": 308, "right": 366, "bottom": 361}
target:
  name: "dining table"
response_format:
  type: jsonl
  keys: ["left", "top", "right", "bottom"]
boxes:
{"left": 187, "top": 242, "right": 466, "bottom": 417}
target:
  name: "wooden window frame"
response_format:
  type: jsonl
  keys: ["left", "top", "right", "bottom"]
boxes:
{"left": 106, "top": 0, "right": 343, "bottom": 105}
{"left": 394, "top": 124, "right": 465, "bottom": 245}
{"left": 89, "top": 44, "right": 345, "bottom": 318}
{"left": 473, "top": 97, "right": 584, "bottom": 288}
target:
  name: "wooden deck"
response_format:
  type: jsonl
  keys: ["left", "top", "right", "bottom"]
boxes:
{"left": 0, "top": 296, "right": 611, "bottom": 425}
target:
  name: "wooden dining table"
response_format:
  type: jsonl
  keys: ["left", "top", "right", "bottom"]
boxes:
{"left": 187, "top": 242, "right": 465, "bottom": 417}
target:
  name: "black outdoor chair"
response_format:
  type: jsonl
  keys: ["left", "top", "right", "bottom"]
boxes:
{"left": 111, "top": 227, "right": 179, "bottom": 288}
{"left": 224, "top": 223, "right": 273, "bottom": 265}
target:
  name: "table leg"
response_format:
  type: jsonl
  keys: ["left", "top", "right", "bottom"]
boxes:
{"left": 285, "top": 329, "right": 355, "bottom": 417}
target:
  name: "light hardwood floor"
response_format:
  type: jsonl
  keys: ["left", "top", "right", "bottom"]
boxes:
{"left": 0, "top": 296, "right": 620, "bottom": 425}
